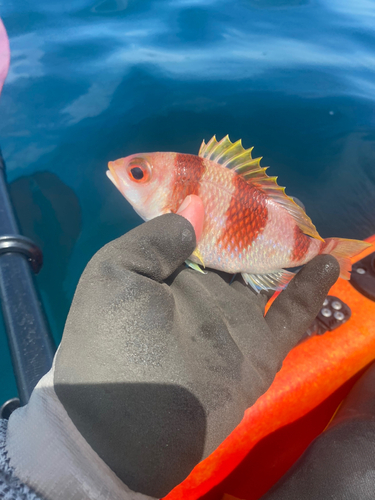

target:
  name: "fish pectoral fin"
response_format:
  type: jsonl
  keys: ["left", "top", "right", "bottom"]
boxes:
{"left": 192, "top": 248, "right": 205, "bottom": 268}
{"left": 241, "top": 269, "right": 295, "bottom": 293}
{"left": 185, "top": 259, "right": 207, "bottom": 274}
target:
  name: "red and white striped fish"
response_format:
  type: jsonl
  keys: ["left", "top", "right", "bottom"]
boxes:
{"left": 107, "top": 135, "right": 370, "bottom": 292}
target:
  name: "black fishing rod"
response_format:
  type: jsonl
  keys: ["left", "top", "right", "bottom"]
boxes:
{"left": 0, "top": 149, "right": 55, "bottom": 412}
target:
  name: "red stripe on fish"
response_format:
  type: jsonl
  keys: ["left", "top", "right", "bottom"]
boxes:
{"left": 319, "top": 238, "right": 339, "bottom": 255}
{"left": 218, "top": 175, "right": 268, "bottom": 252}
{"left": 319, "top": 240, "right": 330, "bottom": 253}
{"left": 169, "top": 154, "right": 206, "bottom": 212}
{"left": 292, "top": 227, "right": 311, "bottom": 262}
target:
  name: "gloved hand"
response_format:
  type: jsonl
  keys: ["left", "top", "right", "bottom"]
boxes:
{"left": 53, "top": 195, "right": 339, "bottom": 498}
{"left": 261, "top": 360, "right": 375, "bottom": 499}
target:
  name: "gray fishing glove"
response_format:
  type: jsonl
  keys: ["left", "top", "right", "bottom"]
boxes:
{"left": 50, "top": 211, "right": 338, "bottom": 498}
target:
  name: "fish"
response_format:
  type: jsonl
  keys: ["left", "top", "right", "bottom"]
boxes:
{"left": 107, "top": 135, "right": 370, "bottom": 292}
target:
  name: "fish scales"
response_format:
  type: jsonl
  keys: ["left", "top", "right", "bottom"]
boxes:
{"left": 291, "top": 227, "right": 312, "bottom": 263}
{"left": 107, "top": 135, "right": 371, "bottom": 291}
{"left": 182, "top": 157, "right": 297, "bottom": 274}
{"left": 189, "top": 156, "right": 238, "bottom": 271}
{"left": 169, "top": 153, "right": 205, "bottom": 213}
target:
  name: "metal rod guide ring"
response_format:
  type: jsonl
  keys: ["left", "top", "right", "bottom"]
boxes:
{"left": 0, "top": 235, "right": 43, "bottom": 274}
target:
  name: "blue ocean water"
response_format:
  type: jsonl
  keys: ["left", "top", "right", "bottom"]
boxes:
{"left": 0, "top": 0, "right": 375, "bottom": 402}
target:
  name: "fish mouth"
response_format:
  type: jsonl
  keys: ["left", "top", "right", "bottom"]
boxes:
{"left": 106, "top": 169, "right": 116, "bottom": 185}
{"left": 107, "top": 160, "right": 123, "bottom": 188}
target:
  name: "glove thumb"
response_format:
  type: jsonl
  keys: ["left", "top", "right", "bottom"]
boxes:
{"left": 88, "top": 195, "right": 204, "bottom": 283}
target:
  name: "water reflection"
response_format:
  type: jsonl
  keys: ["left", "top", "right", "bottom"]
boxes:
{"left": 0, "top": 0, "right": 374, "bottom": 400}
{"left": 246, "top": 0, "right": 309, "bottom": 6}
{"left": 91, "top": 0, "right": 129, "bottom": 14}
{"left": 9, "top": 172, "right": 82, "bottom": 340}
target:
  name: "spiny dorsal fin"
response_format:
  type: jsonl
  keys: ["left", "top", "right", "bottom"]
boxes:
{"left": 199, "top": 135, "right": 323, "bottom": 241}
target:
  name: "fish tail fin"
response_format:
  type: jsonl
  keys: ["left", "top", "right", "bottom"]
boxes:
{"left": 320, "top": 238, "right": 372, "bottom": 279}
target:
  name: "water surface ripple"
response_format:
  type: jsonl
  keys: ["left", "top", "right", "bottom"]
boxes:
{"left": 0, "top": 0, "right": 374, "bottom": 400}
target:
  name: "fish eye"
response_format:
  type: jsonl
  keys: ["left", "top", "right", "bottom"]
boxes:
{"left": 127, "top": 158, "right": 151, "bottom": 183}
{"left": 130, "top": 166, "right": 144, "bottom": 180}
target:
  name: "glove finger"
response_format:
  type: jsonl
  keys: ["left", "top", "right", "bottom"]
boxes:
{"left": 265, "top": 254, "right": 340, "bottom": 361}
{"left": 88, "top": 213, "right": 197, "bottom": 283}
{"left": 230, "top": 275, "right": 269, "bottom": 311}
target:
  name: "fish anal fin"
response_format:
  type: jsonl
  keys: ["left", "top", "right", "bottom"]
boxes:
{"left": 199, "top": 135, "right": 323, "bottom": 241}
{"left": 241, "top": 269, "right": 295, "bottom": 293}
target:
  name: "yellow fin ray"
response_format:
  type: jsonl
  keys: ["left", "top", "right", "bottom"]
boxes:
{"left": 185, "top": 259, "right": 206, "bottom": 274}
{"left": 198, "top": 135, "right": 219, "bottom": 159}
{"left": 199, "top": 135, "right": 323, "bottom": 241}
{"left": 192, "top": 248, "right": 205, "bottom": 267}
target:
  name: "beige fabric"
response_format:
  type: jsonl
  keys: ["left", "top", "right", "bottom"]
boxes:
{"left": 6, "top": 355, "right": 155, "bottom": 500}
